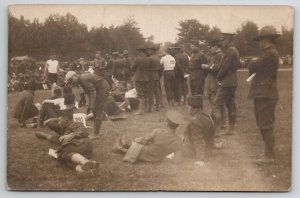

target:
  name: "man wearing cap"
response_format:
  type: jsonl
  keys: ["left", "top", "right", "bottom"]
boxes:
{"left": 121, "top": 50, "right": 132, "bottom": 82}
{"left": 13, "top": 81, "right": 39, "bottom": 127}
{"left": 131, "top": 47, "right": 150, "bottom": 115}
{"left": 173, "top": 46, "right": 189, "bottom": 105}
{"left": 183, "top": 96, "right": 220, "bottom": 158}
{"left": 104, "top": 53, "right": 114, "bottom": 89}
{"left": 65, "top": 71, "right": 110, "bottom": 139}
{"left": 160, "top": 48, "right": 176, "bottom": 106}
{"left": 146, "top": 44, "right": 162, "bottom": 111}
{"left": 248, "top": 30, "right": 281, "bottom": 164}
{"left": 203, "top": 39, "right": 226, "bottom": 129}
{"left": 112, "top": 109, "right": 185, "bottom": 163}
{"left": 93, "top": 51, "right": 107, "bottom": 77}
{"left": 188, "top": 41, "right": 208, "bottom": 109}
{"left": 212, "top": 33, "right": 240, "bottom": 135}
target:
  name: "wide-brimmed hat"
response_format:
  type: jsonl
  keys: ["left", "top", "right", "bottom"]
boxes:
{"left": 65, "top": 71, "right": 76, "bottom": 81}
{"left": 166, "top": 109, "right": 185, "bottom": 125}
{"left": 253, "top": 33, "right": 281, "bottom": 41}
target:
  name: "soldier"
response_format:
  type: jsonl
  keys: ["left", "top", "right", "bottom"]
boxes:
{"left": 131, "top": 47, "right": 150, "bottom": 115}
{"left": 212, "top": 33, "right": 240, "bottom": 135}
{"left": 93, "top": 51, "right": 107, "bottom": 77}
{"left": 121, "top": 50, "right": 132, "bottom": 83}
{"left": 146, "top": 44, "right": 162, "bottom": 111}
{"left": 65, "top": 71, "right": 110, "bottom": 139}
{"left": 13, "top": 81, "right": 39, "bottom": 127}
{"left": 112, "top": 52, "right": 127, "bottom": 82}
{"left": 160, "top": 48, "right": 176, "bottom": 106}
{"left": 203, "top": 39, "right": 226, "bottom": 129}
{"left": 173, "top": 46, "right": 189, "bottom": 105}
{"left": 248, "top": 31, "right": 281, "bottom": 164}
{"left": 104, "top": 53, "right": 114, "bottom": 89}
{"left": 188, "top": 41, "right": 208, "bottom": 109}
{"left": 183, "top": 96, "right": 222, "bottom": 158}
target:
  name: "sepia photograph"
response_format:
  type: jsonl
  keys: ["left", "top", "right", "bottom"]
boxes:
{"left": 7, "top": 4, "right": 293, "bottom": 191}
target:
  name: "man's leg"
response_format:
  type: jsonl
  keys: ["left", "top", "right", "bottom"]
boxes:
{"left": 225, "top": 86, "right": 237, "bottom": 134}
{"left": 212, "top": 86, "right": 228, "bottom": 136}
{"left": 164, "top": 72, "right": 172, "bottom": 104}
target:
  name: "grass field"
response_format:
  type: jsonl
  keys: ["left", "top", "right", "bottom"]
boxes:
{"left": 7, "top": 71, "right": 292, "bottom": 191}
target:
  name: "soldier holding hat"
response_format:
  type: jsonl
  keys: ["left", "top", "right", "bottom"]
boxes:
{"left": 248, "top": 29, "right": 281, "bottom": 164}
{"left": 212, "top": 33, "right": 240, "bottom": 135}
{"left": 65, "top": 71, "right": 110, "bottom": 139}
{"left": 112, "top": 109, "right": 185, "bottom": 163}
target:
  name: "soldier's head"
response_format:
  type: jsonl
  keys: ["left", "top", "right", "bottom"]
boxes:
{"left": 53, "top": 86, "right": 62, "bottom": 98}
{"left": 27, "top": 80, "right": 37, "bottom": 92}
{"left": 254, "top": 28, "right": 280, "bottom": 49}
{"left": 220, "top": 33, "right": 235, "bottom": 48}
{"left": 136, "top": 47, "right": 148, "bottom": 57}
{"left": 166, "top": 109, "right": 185, "bottom": 131}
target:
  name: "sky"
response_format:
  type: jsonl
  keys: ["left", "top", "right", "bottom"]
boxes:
{"left": 9, "top": 4, "right": 294, "bottom": 43}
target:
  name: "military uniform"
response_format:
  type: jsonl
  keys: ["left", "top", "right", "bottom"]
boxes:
{"left": 148, "top": 54, "right": 162, "bottom": 110}
{"left": 174, "top": 52, "right": 189, "bottom": 104}
{"left": 14, "top": 90, "right": 38, "bottom": 125}
{"left": 248, "top": 45, "right": 279, "bottom": 158}
{"left": 212, "top": 44, "right": 240, "bottom": 131}
{"left": 188, "top": 50, "right": 208, "bottom": 109}
{"left": 104, "top": 58, "right": 114, "bottom": 88}
{"left": 93, "top": 57, "right": 106, "bottom": 77}
{"left": 132, "top": 55, "right": 150, "bottom": 100}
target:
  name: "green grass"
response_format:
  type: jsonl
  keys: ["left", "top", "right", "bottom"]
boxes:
{"left": 7, "top": 71, "right": 292, "bottom": 191}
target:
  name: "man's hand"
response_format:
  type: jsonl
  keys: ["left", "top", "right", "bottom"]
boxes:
{"left": 59, "top": 133, "right": 74, "bottom": 143}
{"left": 44, "top": 118, "right": 59, "bottom": 126}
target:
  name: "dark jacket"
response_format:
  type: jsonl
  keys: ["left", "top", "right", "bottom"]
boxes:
{"left": 148, "top": 55, "right": 162, "bottom": 81}
{"left": 104, "top": 59, "right": 114, "bottom": 76}
{"left": 188, "top": 51, "right": 208, "bottom": 81}
{"left": 78, "top": 73, "right": 105, "bottom": 94}
{"left": 132, "top": 56, "right": 150, "bottom": 82}
{"left": 13, "top": 90, "right": 35, "bottom": 123}
{"left": 174, "top": 52, "right": 189, "bottom": 79}
{"left": 207, "top": 50, "right": 224, "bottom": 75}
{"left": 248, "top": 46, "right": 279, "bottom": 99}
{"left": 217, "top": 45, "right": 240, "bottom": 87}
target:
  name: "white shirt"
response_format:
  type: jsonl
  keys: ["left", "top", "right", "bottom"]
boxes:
{"left": 160, "top": 54, "right": 176, "bottom": 71}
{"left": 46, "top": 59, "right": 59, "bottom": 73}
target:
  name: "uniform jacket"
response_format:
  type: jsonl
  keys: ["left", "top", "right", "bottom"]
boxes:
{"left": 248, "top": 46, "right": 279, "bottom": 99}
{"left": 217, "top": 45, "right": 240, "bottom": 87}
{"left": 78, "top": 73, "right": 105, "bottom": 94}
{"left": 188, "top": 51, "right": 208, "bottom": 81}
{"left": 174, "top": 52, "right": 189, "bottom": 79}
{"left": 13, "top": 90, "right": 34, "bottom": 123}
{"left": 148, "top": 54, "right": 162, "bottom": 81}
{"left": 132, "top": 56, "right": 150, "bottom": 82}
{"left": 113, "top": 58, "right": 130, "bottom": 81}
{"left": 94, "top": 58, "right": 106, "bottom": 77}
{"left": 104, "top": 59, "right": 114, "bottom": 76}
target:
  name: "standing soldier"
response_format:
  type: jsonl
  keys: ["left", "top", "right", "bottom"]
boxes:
{"left": 146, "top": 44, "right": 162, "bottom": 111}
{"left": 121, "top": 50, "right": 132, "bottom": 83}
{"left": 104, "top": 53, "right": 114, "bottom": 89}
{"left": 248, "top": 30, "right": 281, "bottom": 164}
{"left": 203, "top": 39, "right": 226, "bottom": 129}
{"left": 173, "top": 46, "right": 189, "bottom": 105}
{"left": 65, "top": 71, "right": 110, "bottom": 139}
{"left": 160, "top": 48, "right": 176, "bottom": 106}
{"left": 188, "top": 41, "right": 208, "bottom": 109}
{"left": 93, "top": 51, "right": 107, "bottom": 77}
{"left": 212, "top": 33, "right": 240, "bottom": 135}
{"left": 112, "top": 52, "right": 127, "bottom": 83}
{"left": 131, "top": 47, "right": 150, "bottom": 115}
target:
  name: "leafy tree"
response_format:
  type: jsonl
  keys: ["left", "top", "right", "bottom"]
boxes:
{"left": 177, "top": 19, "right": 210, "bottom": 44}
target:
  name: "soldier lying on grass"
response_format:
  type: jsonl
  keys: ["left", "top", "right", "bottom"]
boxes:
{"left": 112, "top": 109, "right": 185, "bottom": 163}
{"left": 35, "top": 94, "right": 99, "bottom": 174}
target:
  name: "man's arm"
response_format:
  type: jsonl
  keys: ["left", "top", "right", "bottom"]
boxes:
{"left": 43, "top": 62, "right": 49, "bottom": 78}
{"left": 217, "top": 48, "right": 234, "bottom": 81}
{"left": 248, "top": 51, "right": 275, "bottom": 73}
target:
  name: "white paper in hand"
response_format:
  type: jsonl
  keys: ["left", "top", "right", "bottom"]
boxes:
{"left": 246, "top": 73, "right": 256, "bottom": 83}
{"left": 48, "top": 148, "right": 58, "bottom": 159}
{"left": 166, "top": 152, "right": 175, "bottom": 159}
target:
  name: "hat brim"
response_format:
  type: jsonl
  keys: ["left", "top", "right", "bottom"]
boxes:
{"left": 253, "top": 34, "right": 281, "bottom": 41}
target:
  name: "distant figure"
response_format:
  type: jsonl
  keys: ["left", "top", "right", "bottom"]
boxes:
{"left": 44, "top": 54, "right": 62, "bottom": 85}
{"left": 248, "top": 31, "right": 280, "bottom": 165}
{"left": 93, "top": 51, "right": 107, "bottom": 77}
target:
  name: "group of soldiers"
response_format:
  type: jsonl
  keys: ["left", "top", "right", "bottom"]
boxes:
{"left": 12, "top": 28, "right": 281, "bottom": 173}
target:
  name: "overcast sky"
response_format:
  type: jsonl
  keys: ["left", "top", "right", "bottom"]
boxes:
{"left": 9, "top": 5, "right": 294, "bottom": 43}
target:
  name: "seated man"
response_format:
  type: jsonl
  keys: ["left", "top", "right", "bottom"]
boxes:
{"left": 112, "top": 109, "right": 185, "bottom": 163}
{"left": 183, "top": 96, "right": 222, "bottom": 159}
{"left": 35, "top": 94, "right": 98, "bottom": 173}
{"left": 13, "top": 81, "right": 39, "bottom": 127}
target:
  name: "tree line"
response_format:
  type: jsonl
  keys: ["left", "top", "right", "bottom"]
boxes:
{"left": 9, "top": 13, "right": 293, "bottom": 61}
